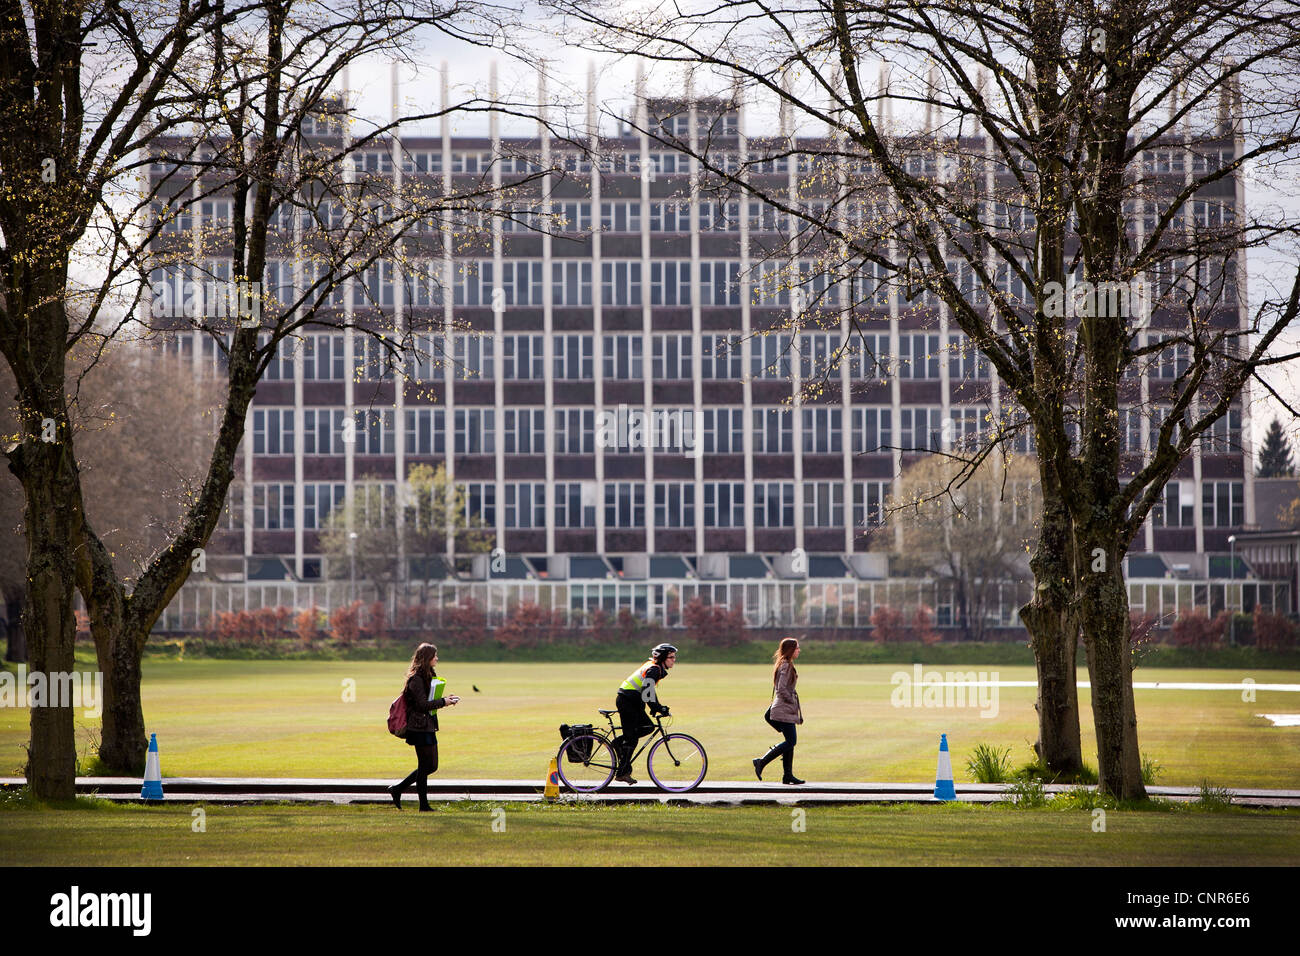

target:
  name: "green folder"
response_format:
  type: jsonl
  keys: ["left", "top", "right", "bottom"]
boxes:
{"left": 429, "top": 677, "right": 447, "bottom": 704}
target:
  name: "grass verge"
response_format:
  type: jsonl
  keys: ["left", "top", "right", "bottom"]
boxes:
{"left": 1, "top": 800, "right": 1297, "bottom": 866}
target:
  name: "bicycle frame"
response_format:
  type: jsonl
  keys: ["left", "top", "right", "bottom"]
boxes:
{"left": 599, "top": 709, "right": 671, "bottom": 767}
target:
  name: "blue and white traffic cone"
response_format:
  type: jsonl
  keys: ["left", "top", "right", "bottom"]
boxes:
{"left": 141, "top": 733, "right": 164, "bottom": 800}
{"left": 933, "top": 733, "right": 956, "bottom": 801}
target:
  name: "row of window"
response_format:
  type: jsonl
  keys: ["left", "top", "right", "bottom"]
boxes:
{"left": 174, "top": 330, "right": 995, "bottom": 384}
{"left": 246, "top": 475, "right": 1246, "bottom": 533}
{"left": 152, "top": 143, "right": 1234, "bottom": 184}
{"left": 246, "top": 479, "right": 893, "bottom": 531}
{"left": 251, "top": 405, "right": 904, "bottom": 456}
{"left": 1151, "top": 480, "right": 1245, "bottom": 528}
{"left": 150, "top": 193, "right": 1236, "bottom": 254}
{"left": 149, "top": 254, "right": 1239, "bottom": 321}
{"left": 1121, "top": 407, "right": 1242, "bottom": 454}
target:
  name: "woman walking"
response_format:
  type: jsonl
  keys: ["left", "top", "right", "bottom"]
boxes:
{"left": 389, "top": 642, "right": 459, "bottom": 811}
{"left": 753, "top": 637, "right": 804, "bottom": 785}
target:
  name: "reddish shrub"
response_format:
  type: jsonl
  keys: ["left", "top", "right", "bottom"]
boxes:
{"left": 682, "top": 598, "right": 748, "bottom": 647}
{"left": 1253, "top": 607, "right": 1299, "bottom": 651}
{"left": 296, "top": 607, "right": 322, "bottom": 645}
{"left": 912, "top": 605, "right": 941, "bottom": 645}
{"left": 443, "top": 599, "right": 487, "bottom": 647}
{"left": 208, "top": 609, "right": 257, "bottom": 643}
{"left": 363, "top": 601, "right": 389, "bottom": 641}
{"left": 1169, "top": 610, "right": 1228, "bottom": 650}
{"left": 616, "top": 607, "right": 644, "bottom": 643}
{"left": 250, "top": 606, "right": 291, "bottom": 643}
{"left": 587, "top": 607, "right": 614, "bottom": 644}
{"left": 497, "top": 602, "right": 563, "bottom": 649}
{"left": 870, "top": 605, "right": 906, "bottom": 643}
{"left": 329, "top": 601, "right": 362, "bottom": 645}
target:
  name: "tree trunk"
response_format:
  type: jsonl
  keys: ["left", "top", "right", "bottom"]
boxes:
{"left": 5, "top": 597, "right": 26, "bottom": 662}
{"left": 75, "top": 523, "right": 147, "bottom": 772}
{"left": 1078, "top": 543, "right": 1147, "bottom": 800}
{"left": 8, "top": 434, "right": 83, "bottom": 800}
{"left": 75, "top": 337, "right": 259, "bottom": 774}
{"left": 95, "top": 632, "right": 147, "bottom": 773}
{"left": 1019, "top": 476, "right": 1083, "bottom": 776}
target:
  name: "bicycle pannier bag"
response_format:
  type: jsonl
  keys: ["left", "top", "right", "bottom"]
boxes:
{"left": 559, "top": 723, "right": 594, "bottom": 762}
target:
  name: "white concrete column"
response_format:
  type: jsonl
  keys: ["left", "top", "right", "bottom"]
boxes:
{"left": 392, "top": 62, "right": 407, "bottom": 581}
{"left": 537, "top": 66, "right": 555, "bottom": 558}
{"left": 638, "top": 66, "right": 654, "bottom": 555}
{"left": 738, "top": 81, "right": 755, "bottom": 555}
{"left": 589, "top": 65, "right": 606, "bottom": 554}
{"left": 688, "top": 76, "right": 705, "bottom": 556}
{"left": 441, "top": 62, "right": 456, "bottom": 559}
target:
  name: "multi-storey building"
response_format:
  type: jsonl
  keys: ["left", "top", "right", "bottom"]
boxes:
{"left": 146, "top": 91, "right": 1290, "bottom": 633}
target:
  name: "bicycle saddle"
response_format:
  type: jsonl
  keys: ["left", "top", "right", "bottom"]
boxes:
{"left": 597, "top": 709, "right": 617, "bottom": 716}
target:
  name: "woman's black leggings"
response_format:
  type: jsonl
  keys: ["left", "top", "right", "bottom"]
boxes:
{"left": 764, "top": 714, "right": 798, "bottom": 756}
{"left": 760, "top": 711, "right": 797, "bottom": 775}
{"left": 415, "top": 742, "right": 439, "bottom": 776}
{"left": 396, "top": 740, "right": 439, "bottom": 805}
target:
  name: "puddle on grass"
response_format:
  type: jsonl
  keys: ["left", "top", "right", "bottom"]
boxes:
{"left": 1256, "top": 714, "right": 1300, "bottom": 727}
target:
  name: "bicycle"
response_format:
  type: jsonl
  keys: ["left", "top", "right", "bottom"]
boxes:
{"left": 555, "top": 707, "right": 708, "bottom": 793}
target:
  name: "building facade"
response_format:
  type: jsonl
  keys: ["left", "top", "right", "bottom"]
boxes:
{"left": 147, "top": 88, "right": 1286, "bottom": 632}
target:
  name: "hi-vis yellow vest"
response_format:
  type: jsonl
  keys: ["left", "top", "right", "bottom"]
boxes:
{"left": 620, "top": 661, "right": 660, "bottom": 693}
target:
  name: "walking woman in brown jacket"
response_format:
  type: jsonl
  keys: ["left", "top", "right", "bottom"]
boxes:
{"left": 753, "top": 637, "right": 804, "bottom": 785}
{"left": 388, "top": 643, "right": 459, "bottom": 811}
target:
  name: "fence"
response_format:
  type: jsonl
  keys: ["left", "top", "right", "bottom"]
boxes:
{"left": 143, "top": 575, "right": 1291, "bottom": 635}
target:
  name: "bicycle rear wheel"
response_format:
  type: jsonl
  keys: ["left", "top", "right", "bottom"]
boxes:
{"left": 556, "top": 734, "right": 617, "bottom": 793}
{"left": 647, "top": 733, "right": 708, "bottom": 792}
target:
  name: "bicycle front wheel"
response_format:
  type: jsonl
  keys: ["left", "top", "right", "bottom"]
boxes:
{"left": 556, "top": 734, "right": 617, "bottom": 793}
{"left": 647, "top": 733, "right": 708, "bottom": 792}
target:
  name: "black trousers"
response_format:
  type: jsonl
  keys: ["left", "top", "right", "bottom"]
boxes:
{"left": 760, "top": 709, "right": 798, "bottom": 776}
{"left": 614, "top": 692, "right": 654, "bottom": 775}
{"left": 394, "top": 737, "right": 439, "bottom": 807}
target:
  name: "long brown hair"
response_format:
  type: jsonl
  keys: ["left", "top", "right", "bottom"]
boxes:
{"left": 772, "top": 637, "right": 799, "bottom": 683}
{"left": 407, "top": 642, "right": 438, "bottom": 681}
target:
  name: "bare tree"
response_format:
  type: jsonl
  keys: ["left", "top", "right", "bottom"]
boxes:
{"left": 319, "top": 463, "right": 492, "bottom": 604}
{"left": 536, "top": 0, "right": 1300, "bottom": 797}
{"left": 892, "top": 454, "right": 1039, "bottom": 642}
{"left": 0, "top": 348, "right": 221, "bottom": 653}
{"left": 0, "top": 0, "right": 262, "bottom": 798}
{"left": 0, "top": 0, "right": 571, "bottom": 790}
{"left": 77, "top": 2, "right": 585, "bottom": 773}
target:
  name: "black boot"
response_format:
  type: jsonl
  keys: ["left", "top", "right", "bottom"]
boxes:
{"left": 416, "top": 773, "right": 432, "bottom": 811}
{"left": 781, "top": 751, "right": 804, "bottom": 786}
{"left": 754, "top": 745, "right": 782, "bottom": 780}
{"left": 389, "top": 770, "right": 417, "bottom": 809}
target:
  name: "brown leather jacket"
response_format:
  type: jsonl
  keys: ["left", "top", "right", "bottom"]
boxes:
{"left": 404, "top": 672, "right": 448, "bottom": 733}
{"left": 769, "top": 660, "right": 803, "bottom": 724}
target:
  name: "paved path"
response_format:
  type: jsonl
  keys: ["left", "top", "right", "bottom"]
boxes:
{"left": 3, "top": 777, "right": 1297, "bottom": 808}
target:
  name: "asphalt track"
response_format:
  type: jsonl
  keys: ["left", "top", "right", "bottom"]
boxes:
{"left": 3, "top": 777, "right": 1297, "bottom": 808}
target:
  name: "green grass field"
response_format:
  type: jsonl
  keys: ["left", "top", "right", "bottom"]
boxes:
{"left": 2, "top": 658, "right": 1297, "bottom": 788}
{"left": 1, "top": 800, "right": 1298, "bottom": 866}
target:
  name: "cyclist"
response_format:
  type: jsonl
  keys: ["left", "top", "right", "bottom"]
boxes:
{"left": 613, "top": 643, "right": 677, "bottom": 784}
